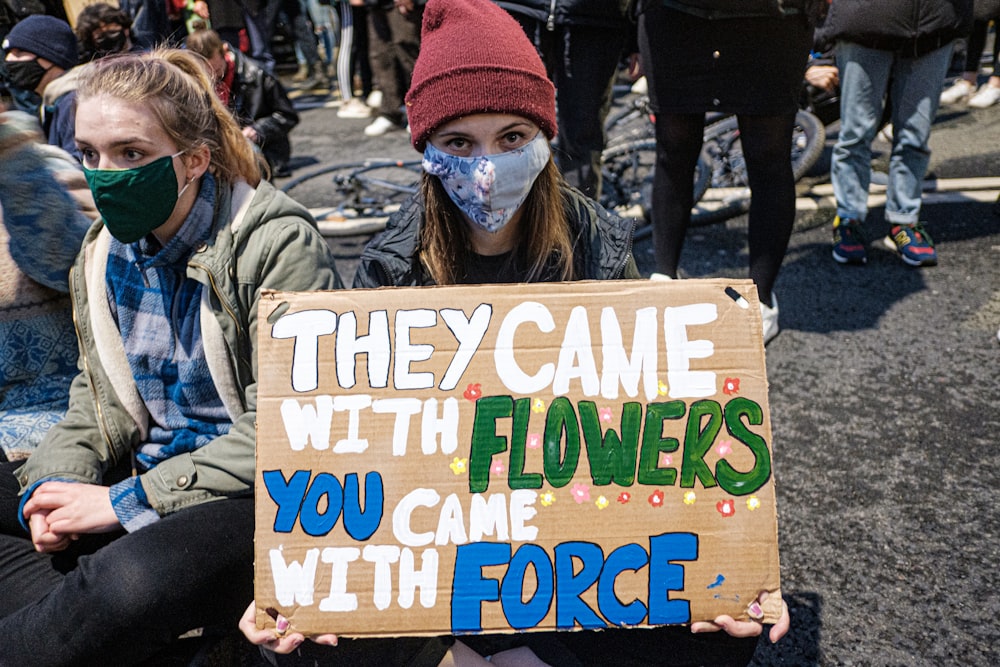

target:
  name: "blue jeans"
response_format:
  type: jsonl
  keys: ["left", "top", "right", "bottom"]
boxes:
{"left": 831, "top": 41, "right": 954, "bottom": 225}
{"left": 0, "top": 462, "right": 254, "bottom": 665}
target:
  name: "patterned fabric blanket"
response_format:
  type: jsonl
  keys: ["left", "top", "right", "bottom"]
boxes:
{"left": 0, "top": 222, "right": 79, "bottom": 461}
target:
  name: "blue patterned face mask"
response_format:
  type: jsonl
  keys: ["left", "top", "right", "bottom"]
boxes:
{"left": 422, "top": 132, "right": 551, "bottom": 233}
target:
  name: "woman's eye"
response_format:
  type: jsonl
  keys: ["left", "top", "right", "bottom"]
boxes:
{"left": 79, "top": 149, "right": 98, "bottom": 166}
{"left": 124, "top": 149, "right": 143, "bottom": 161}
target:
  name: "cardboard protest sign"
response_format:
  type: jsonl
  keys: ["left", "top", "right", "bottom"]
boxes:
{"left": 254, "top": 279, "right": 781, "bottom": 638}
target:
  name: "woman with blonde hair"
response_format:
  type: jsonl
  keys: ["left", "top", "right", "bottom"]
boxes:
{"left": 0, "top": 48, "right": 342, "bottom": 664}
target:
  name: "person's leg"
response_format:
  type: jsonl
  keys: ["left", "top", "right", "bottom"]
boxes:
{"left": 366, "top": 7, "right": 399, "bottom": 123}
{"left": 354, "top": 5, "right": 373, "bottom": 98}
{"left": 0, "top": 460, "right": 24, "bottom": 536}
{"left": 335, "top": 1, "right": 359, "bottom": 103}
{"left": 0, "top": 497, "right": 254, "bottom": 665}
{"left": 967, "top": 22, "right": 1000, "bottom": 106}
{"left": 941, "top": 20, "right": 987, "bottom": 103}
{"left": 549, "top": 23, "right": 627, "bottom": 200}
{"left": 0, "top": 461, "right": 68, "bottom": 616}
{"left": 306, "top": 0, "right": 335, "bottom": 68}
{"left": 649, "top": 113, "right": 705, "bottom": 278}
{"left": 287, "top": 0, "right": 325, "bottom": 87}
{"left": 737, "top": 112, "right": 798, "bottom": 304}
{"left": 831, "top": 41, "right": 894, "bottom": 223}
{"left": 884, "top": 42, "right": 953, "bottom": 226}
{"left": 381, "top": 4, "right": 422, "bottom": 123}
{"left": 966, "top": 20, "right": 990, "bottom": 74}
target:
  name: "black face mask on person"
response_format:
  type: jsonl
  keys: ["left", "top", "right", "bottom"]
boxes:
{"left": 0, "top": 58, "right": 48, "bottom": 92}
{"left": 93, "top": 30, "right": 127, "bottom": 57}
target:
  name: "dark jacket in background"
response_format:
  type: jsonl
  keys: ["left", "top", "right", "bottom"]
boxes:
{"left": 353, "top": 185, "right": 639, "bottom": 288}
{"left": 816, "top": 0, "right": 973, "bottom": 55}
{"left": 495, "top": 0, "right": 630, "bottom": 26}
{"left": 227, "top": 49, "right": 298, "bottom": 171}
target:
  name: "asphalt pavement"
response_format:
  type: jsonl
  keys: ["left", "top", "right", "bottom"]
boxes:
{"left": 271, "top": 79, "right": 1000, "bottom": 667}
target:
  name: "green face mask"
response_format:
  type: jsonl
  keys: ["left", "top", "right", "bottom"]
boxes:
{"left": 84, "top": 152, "right": 190, "bottom": 243}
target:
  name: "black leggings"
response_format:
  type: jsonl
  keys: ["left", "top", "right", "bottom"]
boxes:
{"left": 0, "top": 461, "right": 254, "bottom": 665}
{"left": 964, "top": 19, "right": 1000, "bottom": 75}
{"left": 650, "top": 111, "right": 797, "bottom": 303}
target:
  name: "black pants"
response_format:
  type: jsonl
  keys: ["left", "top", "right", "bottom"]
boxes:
{"left": 367, "top": 4, "right": 422, "bottom": 125}
{"left": 0, "top": 461, "right": 254, "bottom": 665}
{"left": 511, "top": 16, "right": 627, "bottom": 200}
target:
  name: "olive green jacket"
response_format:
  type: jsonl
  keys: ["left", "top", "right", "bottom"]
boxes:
{"left": 16, "top": 179, "right": 343, "bottom": 516}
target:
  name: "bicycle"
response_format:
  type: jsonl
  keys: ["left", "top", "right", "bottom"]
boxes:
{"left": 281, "top": 159, "right": 422, "bottom": 236}
{"left": 602, "top": 93, "right": 826, "bottom": 233}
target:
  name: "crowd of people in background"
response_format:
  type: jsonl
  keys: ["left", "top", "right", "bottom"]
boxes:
{"left": 0, "top": 0, "right": 994, "bottom": 663}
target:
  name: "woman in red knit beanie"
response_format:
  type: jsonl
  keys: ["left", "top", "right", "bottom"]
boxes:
{"left": 242, "top": 0, "right": 787, "bottom": 664}
{"left": 352, "top": 0, "right": 638, "bottom": 288}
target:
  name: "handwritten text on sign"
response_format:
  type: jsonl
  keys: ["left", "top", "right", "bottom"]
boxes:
{"left": 253, "top": 280, "right": 781, "bottom": 637}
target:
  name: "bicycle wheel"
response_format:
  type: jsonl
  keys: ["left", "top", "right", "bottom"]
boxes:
{"left": 789, "top": 109, "right": 825, "bottom": 181}
{"left": 281, "top": 160, "right": 422, "bottom": 236}
{"left": 690, "top": 109, "right": 827, "bottom": 226}
{"left": 701, "top": 109, "right": 827, "bottom": 187}
{"left": 600, "top": 137, "right": 656, "bottom": 220}
{"left": 604, "top": 94, "right": 655, "bottom": 150}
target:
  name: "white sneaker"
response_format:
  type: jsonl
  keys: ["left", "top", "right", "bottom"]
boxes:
{"left": 366, "top": 90, "right": 383, "bottom": 109}
{"left": 939, "top": 79, "right": 975, "bottom": 105}
{"left": 760, "top": 293, "right": 779, "bottom": 345}
{"left": 363, "top": 115, "right": 402, "bottom": 137}
{"left": 337, "top": 97, "right": 372, "bottom": 119}
{"left": 968, "top": 84, "right": 1000, "bottom": 109}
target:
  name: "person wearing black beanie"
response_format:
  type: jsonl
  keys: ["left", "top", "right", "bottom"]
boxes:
{"left": 1, "top": 14, "right": 81, "bottom": 159}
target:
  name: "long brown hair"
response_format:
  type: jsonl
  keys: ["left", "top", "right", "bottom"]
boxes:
{"left": 418, "top": 158, "right": 575, "bottom": 284}
{"left": 75, "top": 48, "right": 263, "bottom": 186}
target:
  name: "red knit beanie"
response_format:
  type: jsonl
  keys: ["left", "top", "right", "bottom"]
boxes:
{"left": 405, "top": 0, "right": 557, "bottom": 152}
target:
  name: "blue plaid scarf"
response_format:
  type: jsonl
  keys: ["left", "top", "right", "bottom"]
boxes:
{"left": 104, "top": 175, "right": 233, "bottom": 530}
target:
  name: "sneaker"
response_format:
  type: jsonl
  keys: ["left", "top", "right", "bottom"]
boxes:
{"left": 939, "top": 78, "right": 975, "bottom": 105}
{"left": 366, "top": 89, "right": 383, "bottom": 109}
{"left": 364, "top": 115, "right": 403, "bottom": 137}
{"left": 337, "top": 97, "right": 372, "bottom": 119}
{"left": 832, "top": 216, "right": 868, "bottom": 265}
{"left": 760, "top": 293, "right": 779, "bottom": 345}
{"left": 290, "top": 63, "right": 309, "bottom": 82}
{"left": 888, "top": 222, "right": 937, "bottom": 266}
{"left": 968, "top": 84, "right": 1000, "bottom": 109}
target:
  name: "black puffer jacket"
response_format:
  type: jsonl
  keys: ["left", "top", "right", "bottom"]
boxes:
{"left": 646, "top": 0, "right": 809, "bottom": 20}
{"left": 815, "top": 0, "right": 973, "bottom": 55}
{"left": 353, "top": 185, "right": 639, "bottom": 288}
{"left": 228, "top": 50, "right": 299, "bottom": 154}
{"left": 494, "top": 0, "right": 630, "bottom": 27}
